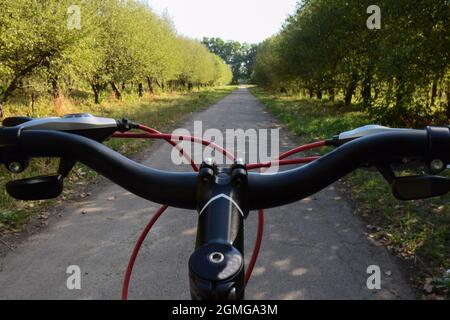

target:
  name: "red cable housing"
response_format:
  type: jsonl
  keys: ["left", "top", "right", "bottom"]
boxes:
{"left": 244, "top": 209, "right": 264, "bottom": 285}
{"left": 121, "top": 204, "right": 168, "bottom": 300}
{"left": 277, "top": 140, "right": 326, "bottom": 160}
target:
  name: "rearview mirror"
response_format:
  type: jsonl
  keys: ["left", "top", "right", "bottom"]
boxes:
{"left": 6, "top": 175, "right": 63, "bottom": 200}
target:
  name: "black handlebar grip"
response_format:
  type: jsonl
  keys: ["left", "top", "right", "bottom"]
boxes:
{"left": 16, "top": 129, "right": 198, "bottom": 209}
{"left": 0, "top": 127, "right": 20, "bottom": 147}
{"left": 0, "top": 127, "right": 22, "bottom": 165}
{"left": 247, "top": 129, "right": 431, "bottom": 210}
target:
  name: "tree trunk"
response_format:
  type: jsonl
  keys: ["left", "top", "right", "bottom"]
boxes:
{"left": 0, "top": 57, "right": 50, "bottom": 104}
{"left": 168, "top": 80, "right": 175, "bottom": 93}
{"left": 146, "top": 77, "right": 155, "bottom": 95}
{"left": 180, "top": 79, "right": 187, "bottom": 89}
{"left": 395, "top": 77, "right": 405, "bottom": 108}
{"left": 316, "top": 89, "right": 322, "bottom": 100}
{"left": 30, "top": 92, "right": 36, "bottom": 115}
{"left": 92, "top": 83, "right": 100, "bottom": 104}
{"left": 362, "top": 77, "right": 372, "bottom": 109}
{"left": 110, "top": 82, "right": 121, "bottom": 100}
{"left": 374, "top": 86, "right": 380, "bottom": 100}
{"left": 328, "top": 88, "right": 335, "bottom": 102}
{"left": 51, "top": 76, "right": 63, "bottom": 114}
{"left": 344, "top": 78, "right": 358, "bottom": 108}
{"left": 362, "top": 83, "right": 371, "bottom": 108}
{"left": 52, "top": 78, "right": 61, "bottom": 99}
{"left": 155, "top": 79, "right": 165, "bottom": 91}
{"left": 430, "top": 79, "right": 438, "bottom": 106}
{"left": 447, "top": 99, "right": 450, "bottom": 120}
{"left": 138, "top": 83, "right": 144, "bottom": 97}
{"left": 1, "top": 77, "right": 20, "bottom": 104}
{"left": 188, "top": 82, "right": 193, "bottom": 91}
{"left": 446, "top": 83, "right": 450, "bottom": 119}
{"left": 362, "top": 62, "right": 373, "bottom": 109}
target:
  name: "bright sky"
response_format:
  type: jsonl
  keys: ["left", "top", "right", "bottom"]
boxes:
{"left": 146, "top": 0, "right": 299, "bottom": 44}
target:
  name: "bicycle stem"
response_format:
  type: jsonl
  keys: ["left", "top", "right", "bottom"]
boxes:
{"left": 189, "top": 160, "right": 248, "bottom": 300}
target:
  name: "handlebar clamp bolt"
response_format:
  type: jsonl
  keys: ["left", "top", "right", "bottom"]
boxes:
{"left": 8, "top": 162, "right": 23, "bottom": 173}
{"left": 430, "top": 159, "right": 445, "bottom": 173}
{"left": 199, "top": 158, "right": 216, "bottom": 182}
{"left": 231, "top": 159, "right": 247, "bottom": 185}
{"left": 204, "top": 157, "right": 214, "bottom": 166}
{"left": 208, "top": 252, "right": 225, "bottom": 264}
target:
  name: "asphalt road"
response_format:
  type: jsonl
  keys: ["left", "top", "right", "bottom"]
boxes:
{"left": 0, "top": 88, "right": 415, "bottom": 299}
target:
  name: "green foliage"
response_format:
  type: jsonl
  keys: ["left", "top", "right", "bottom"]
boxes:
{"left": 202, "top": 37, "right": 257, "bottom": 84}
{"left": 252, "top": 86, "right": 450, "bottom": 297}
{"left": 252, "top": 0, "right": 450, "bottom": 126}
{"left": 0, "top": 0, "right": 232, "bottom": 105}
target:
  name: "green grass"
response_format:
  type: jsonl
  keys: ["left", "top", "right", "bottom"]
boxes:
{"left": 0, "top": 86, "right": 237, "bottom": 231}
{"left": 250, "top": 87, "right": 450, "bottom": 297}
{"left": 250, "top": 88, "right": 369, "bottom": 140}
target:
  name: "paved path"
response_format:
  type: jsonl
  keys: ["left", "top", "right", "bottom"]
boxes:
{"left": 0, "top": 88, "right": 414, "bottom": 299}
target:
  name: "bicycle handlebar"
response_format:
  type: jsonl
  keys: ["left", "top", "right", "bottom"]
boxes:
{"left": 16, "top": 129, "right": 198, "bottom": 209}
{"left": 1, "top": 126, "right": 449, "bottom": 210}
{"left": 248, "top": 129, "right": 432, "bottom": 209}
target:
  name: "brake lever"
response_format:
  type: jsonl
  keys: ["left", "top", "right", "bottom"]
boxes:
{"left": 2, "top": 116, "right": 33, "bottom": 127}
{"left": 372, "top": 161, "right": 450, "bottom": 201}
{"left": 392, "top": 175, "right": 450, "bottom": 200}
{"left": 6, "top": 175, "right": 63, "bottom": 201}
{"left": 58, "top": 158, "right": 76, "bottom": 179}
{"left": 5, "top": 158, "right": 74, "bottom": 201}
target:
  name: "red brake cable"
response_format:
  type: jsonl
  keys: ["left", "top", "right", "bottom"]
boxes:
{"left": 244, "top": 209, "right": 264, "bottom": 285}
{"left": 277, "top": 140, "right": 326, "bottom": 160}
{"left": 121, "top": 205, "right": 168, "bottom": 300}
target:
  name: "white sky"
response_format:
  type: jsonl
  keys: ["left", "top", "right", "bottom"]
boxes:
{"left": 146, "top": 0, "right": 299, "bottom": 44}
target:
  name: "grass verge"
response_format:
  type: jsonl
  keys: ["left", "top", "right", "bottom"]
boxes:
{"left": 0, "top": 86, "right": 236, "bottom": 233}
{"left": 250, "top": 87, "right": 450, "bottom": 298}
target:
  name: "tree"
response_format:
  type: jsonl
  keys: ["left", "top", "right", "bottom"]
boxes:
{"left": 202, "top": 37, "right": 257, "bottom": 84}
{"left": 0, "top": 0, "right": 91, "bottom": 104}
{"left": 0, "top": 0, "right": 231, "bottom": 106}
{"left": 252, "top": 0, "right": 449, "bottom": 125}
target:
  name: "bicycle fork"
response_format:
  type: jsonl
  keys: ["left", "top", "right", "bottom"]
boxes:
{"left": 189, "top": 159, "right": 248, "bottom": 300}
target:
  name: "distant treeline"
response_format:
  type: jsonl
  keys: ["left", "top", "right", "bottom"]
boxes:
{"left": 0, "top": 0, "right": 232, "bottom": 106}
{"left": 202, "top": 37, "right": 258, "bottom": 84}
{"left": 252, "top": 0, "right": 449, "bottom": 126}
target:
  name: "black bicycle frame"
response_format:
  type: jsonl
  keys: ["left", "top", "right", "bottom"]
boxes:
{"left": 188, "top": 160, "right": 248, "bottom": 300}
